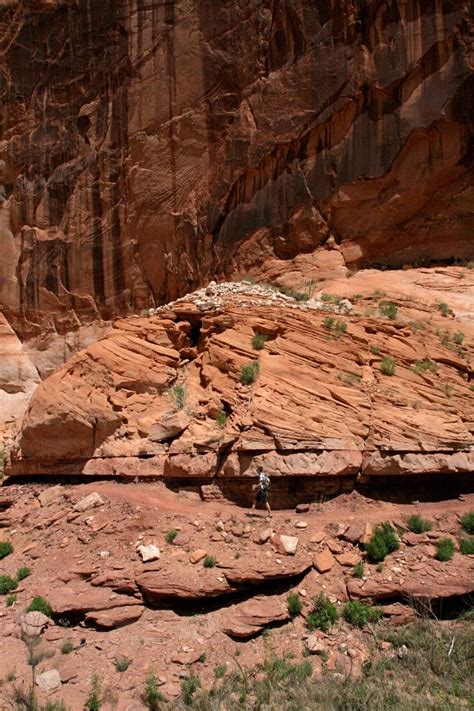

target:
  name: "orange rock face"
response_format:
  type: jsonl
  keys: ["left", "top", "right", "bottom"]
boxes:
{"left": 0, "top": 1, "right": 472, "bottom": 421}
{"left": 6, "top": 270, "right": 473, "bottom": 494}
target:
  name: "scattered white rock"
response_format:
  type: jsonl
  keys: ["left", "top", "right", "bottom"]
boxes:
{"left": 138, "top": 544, "right": 161, "bottom": 563}
{"left": 35, "top": 669, "right": 61, "bottom": 693}
{"left": 21, "top": 611, "right": 50, "bottom": 637}
{"left": 73, "top": 492, "right": 104, "bottom": 512}
{"left": 279, "top": 535, "right": 299, "bottom": 555}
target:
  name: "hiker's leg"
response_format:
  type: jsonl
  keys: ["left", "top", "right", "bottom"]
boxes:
{"left": 266, "top": 501, "right": 271, "bottom": 516}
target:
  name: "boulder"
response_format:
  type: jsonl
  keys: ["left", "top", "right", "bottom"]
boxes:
{"left": 35, "top": 669, "right": 61, "bottom": 693}
{"left": 137, "top": 544, "right": 161, "bottom": 562}
{"left": 21, "top": 611, "right": 50, "bottom": 637}
{"left": 85, "top": 605, "right": 144, "bottom": 629}
{"left": 189, "top": 549, "right": 207, "bottom": 564}
{"left": 335, "top": 552, "right": 361, "bottom": 567}
{"left": 73, "top": 492, "right": 104, "bottom": 512}
{"left": 221, "top": 596, "right": 290, "bottom": 638}
{"left": 271, "top": 534, "right": 299, "bottom": 555}
{"left": 313, "top": 549, "right": 336, "bottom": 573}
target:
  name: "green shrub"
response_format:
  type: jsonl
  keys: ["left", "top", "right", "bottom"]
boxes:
{"left": 215, "top": 410, "right": 228, "bottom": 427}
{"left": 380, "top": 355, "right": 396, "bottom": 376}
{"left": 459, "top": 538, "right": 474, "bottom": 555}
{"left": 143, "top": 671, "right": 165, "bottom": 710}
{"left": 287, "top": 591, "right": 303, "bottom": 617}
{"left": 170, "top": 384, "right": 186, "bottom": 409}
{"left": 306, "top": 593, "right": 338, "bottom": 632}
{"left": 370, "top": 345, "right": 380, "bottom": 355}
{"left": 0, "top": 541, "right": 13, "bottom": 559}
{"left": 365, "top": 523, "right": 399, "bottom": 563}
{"left": 277, "top": 285, "right": 309, "bottom": 301}
{"left": 343, "top": 601, "right": 383, "bottom": 628}
{"left": 252, "top": 332, "right": 268, "bottom": 350}
{"left": 437, "top": 302, "right": 450, "bottom": 316}
{"left": 6, "top": 593, "right": 17, "bottom": 607}
{"left": 407, "top": 515, "right": 431, "bottom": 533}
{"left": 85, "top": 674, "right": 101, "bottom": 711}
{"left": 27, "top": 596, "right": 53, "bottom": 618}
{"left": 239, "top": 360, "right": 260, "bottom": 385}
{"left": 214, "top": 665, "right": 226, "bottom": 679}
{"left": 181, "top": 675, "right": 201, "bottom": 706}
{"left": 323, "top": 316, "right": 335, "bottom": 330}
{"left": 412, "top": 359, "right": 437, "bottom": 374}
{"left": 435, "top": 538, "right": 455, "bottom": 562}
{"left": 16, "top": 566, "right": 31, "bottom": 581}
{"left": 0, "top": 576, "right": 17, "bottom": 595}
{"left": 203, "top": 555, "right": 216, "bottom": 568}
{"left": 115, "top": 656, "right": 131, "bottom": 672}
{"left": 61, "top": 639, "right": 73, "bottom": 654}
{"left": 453, "top": 331, "right": 464, "bottom": 345}
{"left": 460, "top": 511, "right": 474, "bottom": 534}
{"left": 379, "top": 301, "right": 398, "bottom": 319}
{"left": 334, "top": 320, "right": 347, "bottom": 335}
{"left": 353, "top": 562, "right": 365, "bottom": 579}
{"left": 165, "top": 529, "right": 178, "bottom": 544}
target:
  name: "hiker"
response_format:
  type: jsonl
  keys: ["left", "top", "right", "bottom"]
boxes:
{"left": 251, "top": 466, "right": 271, "bottom": 516}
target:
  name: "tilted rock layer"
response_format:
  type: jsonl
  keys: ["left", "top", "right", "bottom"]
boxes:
{"left": 6, "top": 270, "right": 473, "bottom": 493}
{"left": 0, "top": 2, "right": 473, "bottom": 366}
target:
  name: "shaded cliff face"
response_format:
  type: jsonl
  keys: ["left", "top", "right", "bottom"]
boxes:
{"left": 0, "top": 0, "right": 473, "bottom": 341}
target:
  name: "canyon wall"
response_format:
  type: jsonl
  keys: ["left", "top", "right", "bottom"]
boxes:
{"left": 0, "top": 0, "right": 473, "bottom": 423}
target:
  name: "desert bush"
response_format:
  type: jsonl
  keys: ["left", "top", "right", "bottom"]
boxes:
{"left": 435, "top": 538, "right": 455, "bottom": 562}
{"left": 407, "top": 514, "right": 431, "bottom": 533}
{"left": 379, "top": 301, "right": 398, "bottom": 319}
{"left": 165, "top": 529, "right": 178, "bottom": 544}
{"left": 459, "top": 537, "right": 474, "bottom": 555}
{"left": 453, "top": 331, "right": 464, "bottom": 345}
{"left": 460, "top": 511, "right": 474, "bottom": 534}
{"left": 115, "top": 656, "right": 131, "bottom": 672}
{"left": 252, "top": 332, "right": 268, "bottom": 350}
{"left": 16, "top": 566, "right": 31, "bottom": 581}
{"left": 6, "top": 593, "right": 17, "bottom": 607}
{"left": 215, "top": 410, "right": 228, "bottom": 426}
{"left": 239, "top": 360, "right": 260, "bottom": 385}
{"left": 352, "top": 562, "right": 365, "bottom": 578}
{"left": 214, "top": 665, "right": 226, "bottom": 679}
{"left": 61, "top": 639, "right": 73, "bottom": 655}
{"left": 412, "top": 359, "right": 437, "bottom": 374}
{"left": 27, "top": 596, "right": 53, "bottom": 618}
{"left": 277, "top": 285, "right": 309, "bottom": 301}
{"left": 170, "top": 384, "right": 186, "bottom": 409}
{"left": 437, "top": 302, "right": 450, "bottom": 316}
{"left": 323, "top": 315, "right": 335, "bottom": 330}
{"left": 380, "top": 355, "right": 396, "bottom": 376}
{"left": 306, "top": 592, "right": 338, "bottom": 632}
{"left": 334, "top": 320, "right": 347, "bottom": 335}
{"left": 365, "top": 523, "right": 399, "bottom": 563}
{"left": 142, "top": 671, "right": 165, "bottom": 710}
{"left": 343, "top": 601, "right": 383, "bottom": 628}
{"left": 0, "top": 576, "right": 17, "bottom": 595}
{"left": 287, "top": 591, "right": 303, "bottom": 617}
{"left": 0, "top": 541, "right": 13, "bottom": 559}
{"left": 203, "top": 555, "right": 216, "bottom": 568}
{"left": 370, "top": 345, "right": 380, "bottom": 355}
{"left": 85, "top": 674, "right": 102, "bottom": 711}
{"left": 181, "top": 675, "right": 201, "bottom": 706}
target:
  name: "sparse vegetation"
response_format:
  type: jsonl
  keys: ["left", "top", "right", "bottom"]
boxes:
{"left": 379, "top": 301, "right": 398, "bottom": 319}
{"left": 370, "top": 345, "right": 380, "bottom": 355}
{"left": 343, "top": 601, "right": 383, "bottom": 628}
{"left": 85, "top": 674, "right": 102, "bottom": 711}
{"left": 115, "top": 656, "right": 132, "bottom": 672}
{"left": 16, "top": 566, "right": 31, "bottom": 581}
{"left": 442, "top": 382, "right": 454, "bottom": 397}
{"left": 412, "top": 359, "right": 437, "bottom": 374}
{"left": 437, "top": 302, "right": 451, "bottom": 317}
{"left": 453, "top": 331, "right": 464, "bottom": 345}
{"left": 27, "top": 596, "right": 53, "bottom": 618}
{"left": 165, "top": 529, "right": 178, "bottom": 544}
{"left": 170, "top": 384, "right": 186, "bottom": 409}
{"left": 203, "top": 555, "right": 216, "bottom": 568}
{"left": 214, "top": 665, "right": 226, "bottom": 680}
{"left": 181, "top": 675, "right": 201, "bottom": 706}
{"left": 380, "top": 355, "right": 396, "bottom": 376}
{"left": 61, "top": 639, "right": 73, "bottom": 655}
{"left": 435, "top": 538, "right": 455, "bottom": 562}
{"left": 239, "top": 360, "right": 260, "bottom": 385}
{"left": 365, "top": 522, "right": 399, "bottom": 563}
{"left": 252, "top": 332, "right": 268, "bottom": 350}
{"left": 323, "top": 315, "right": 334, "bottom": 330}
{"left": 215, "top": 410, "right": 228, "bottom": 427}
{"left": 323, "top": 316, "right": 347, "bottom": 334}
{"left": 460, "top": 511, "right": 474, "bottom": 534}
{"left": 0, "top": 541, "right": 13, "bottom": 559}
{"left": 306, "top": 593, "right": 338, "bottom": 632}
{"left": 143, "top": 671, "right": 165, "bottom": 710}
{"left": 459, "top": 537, "right": 474, "bottom": 555}
{"left": 0, "top": 575, "right": 18, "bottom": 595}
{"left": 287, "top": 591, "right": 303, "bottom": 617}
{"left": 6, "top": 593, "right": 17, "bottom": 607}
{"left": 352, "top": 561, "right": 365, "bottom": 578}
{"left": 407, "top": 514, "right": 432, "bottom": 533}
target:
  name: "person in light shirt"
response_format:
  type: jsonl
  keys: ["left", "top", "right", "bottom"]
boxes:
{"left": 251, "top": 465, "right": 271, "bottom": 517}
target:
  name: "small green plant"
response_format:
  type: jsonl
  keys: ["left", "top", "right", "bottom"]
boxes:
{"left": 27, "top": 596, "right": 53, "bottom": 618}
{"left": 453, "top": 331, "right": 464, "bottom": 345}
{"left": 0, "top": 541, "right": 13, "bottom": 559}
{"left": 215, "top": 410, "right": 228, "bottom": 427}
{"left": 343, "top": 601, "right": 383, "bottom": 628}
{"left": 277, "top": 285, "right": 309, "bottom": 301}
{"left": 170, "top": 384, "right": 186, "bottom": 409}
{"left": 376, "top": 562, "right": 384, "bottom": 573}
{"left": 380, "top": 356, "right": 396, "bottom": 376}
{"left": 412, "top": 359, "right": 437, "bottom": 374}
{"left": 365, "top": 523, "right": 399, "bottom": 563}
{"left": 203, "top": 555, "right": 216, "bottom": 568}
{"left": 6, "top": 593, "right": 17, "bottom": 606}
{"left": 61, "top": 639, "right": 73, "bottom": 654}
{"left": 437, "top": 302, "right": 450, "bottom": 317}
{"left": 379, "top": 301, "right": 398, "bottom": 319}
{"left": 287, "top": 591, "right": 303, "bottom": 617}
{"left": 372, "top": 290, "right": 386, "bottom": 299}
{"left": 353, "top": 562, "right": 365, "bottom": 579}
{"left": 239, "top": 360, "right": 260, "bottom": 385}
{"left": 459, "top": 537, "right": 474, "bottom": 555}
{"left": 0, "top": 576, "right": 18, "bottom": 595}
{"left": 442, "top": 382, "right": 454, "bottom": 397}
{"left": 252, "top": 332, "right": 268, "bottom": 350}
{"left": 323, "top": 315, "right": 335, "bottom": 330}
{"left": 306, "top": 593, "right": 338, "bottom": 632}
{"left": 142, "top": 671, "right": 165, "bottom": 710}
{"left": 370, "top": 345, "right": 380, "bottom": 355}
{"left": 16, "top": 566, "right": 31, "bottom": 581}
{"left": 435, "top": 538, "right": 455, "bottom": 562}
{"left": 460, "top": 511, "right": 474, "bottom": 534}
{"left": 115, "top": 656, "right": 131, "bottom": 672}
{"left": 407, "top": 514, "right": 432, "bottom": 533}
{"left": 181, "top": 675, "right": 201, "bottom": 706}
{"left": 165, "top": 529, "right": 178, "bottom": 544}
{"left": 335, "top": 320, "right": 347, "bottom": 335}
{"left": 85, "top": 674, "right": 102, "bottom": 711}
{"left": 214, "top": 664, "right": 226, "bottom": 679}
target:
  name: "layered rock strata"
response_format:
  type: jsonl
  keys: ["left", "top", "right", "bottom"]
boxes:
{"left": 6, "top": 270, "right": 473, "bottom": 495}
{"left": 0, "top": 1, "right": 472, "bottom": 423}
